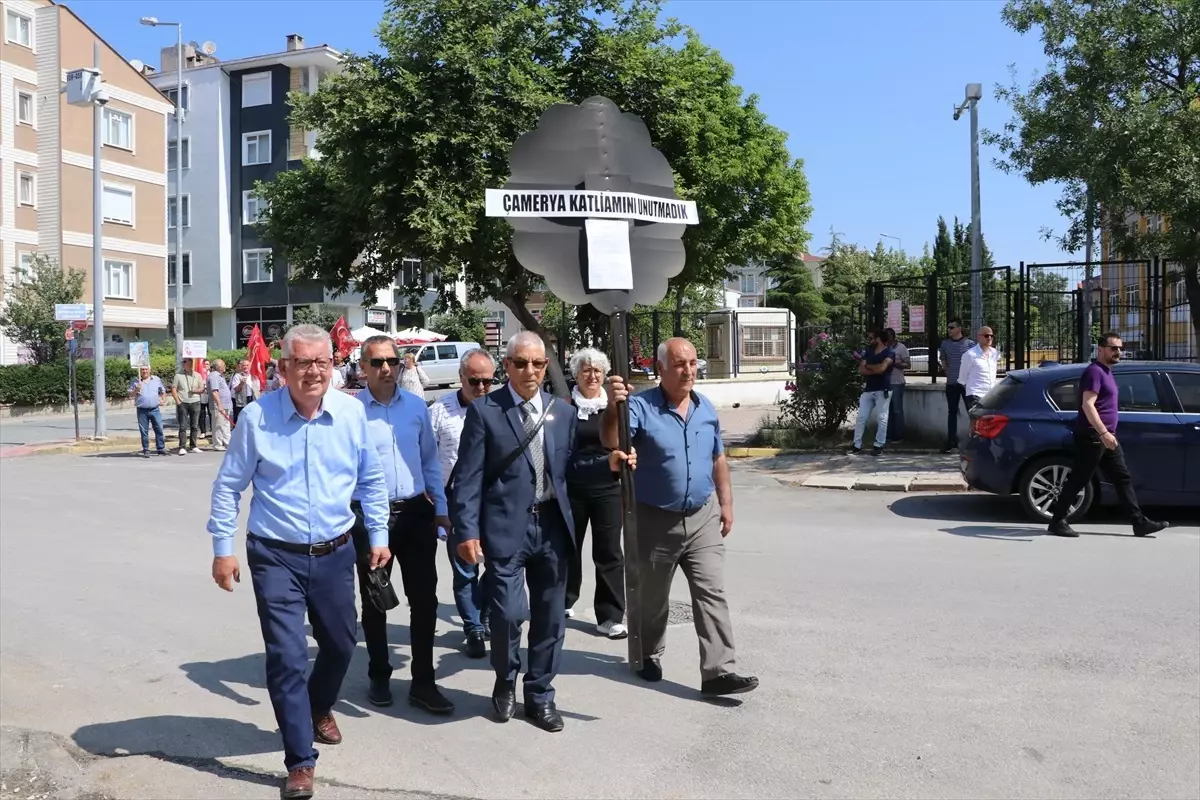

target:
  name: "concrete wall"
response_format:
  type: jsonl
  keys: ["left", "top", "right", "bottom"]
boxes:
{"left": 628, "top": 376, "right": 789, "bottom": 409}
{"left": 894, "top": 381, "right": 969, "bottom": 445}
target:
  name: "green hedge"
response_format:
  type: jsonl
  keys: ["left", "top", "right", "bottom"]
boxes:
{"left": 0, "top": 348, "right": 279, "bottom": 405}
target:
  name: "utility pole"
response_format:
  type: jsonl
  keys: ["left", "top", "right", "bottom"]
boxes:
{"left": 954, "top": 83, "right": 984, "bottom": 334}
{"left": 91, "top": 41, "right": 107, "bottom": 438}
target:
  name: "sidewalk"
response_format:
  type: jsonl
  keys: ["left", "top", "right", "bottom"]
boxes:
{"left": 738, "top": 451, "right": 968, "bottom": 492}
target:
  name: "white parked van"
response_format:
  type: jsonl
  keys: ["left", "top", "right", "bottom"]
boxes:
{"left": 402, "top": 341, "right": 485, "bottom": 388}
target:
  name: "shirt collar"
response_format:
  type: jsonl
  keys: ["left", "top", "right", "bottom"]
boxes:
{"left": 358, "top": 384, "right": 403, "bottom": 408}
{"left": 508, "top": 383, "right": 542, "bottom": 412}
{"left": 281, "top": 385, "right": 335, "bottom": 421}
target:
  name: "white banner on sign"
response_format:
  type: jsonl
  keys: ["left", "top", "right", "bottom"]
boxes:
{"left": 485, "top": 189, "right": 699, "bottom": 225}
{"left": 585, "top": 219, "right": 634, "bottom": 290}
{"left": 909, "top": 305, "right": 925, "bottom": 333}
{"left": 54, "top": 303, "right": 89, "bottom": 322}
{"left": 181, "top": 340, "right": 208, "bottom": 359}
{"left": 886, "top": 299, "right": 902, "bottom": 332}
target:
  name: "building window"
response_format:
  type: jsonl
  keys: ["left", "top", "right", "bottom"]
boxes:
{"left": 167, "top": 195, "right": 191, "bottom": 228}
{"left": 243, "top": 190, "right": 267, "bottom": 222}
{"left": 101, "top": 183, "right": 135, "bottom": 225}
{"left": 484, "top": 309, "right": 506, "bottom": 327}
{"left": 167, "top": 252, "right": 192, "bottom": 285}
{"left": 241, "top": 72, "right": 272, "bottom": 107}
{"left": 183, "top": 310, "right": 213, "bottom": 337}
{"left": 243, "top": 131, "right": 271, "bottom": 165}
{"left": 163, "top": 85, "right": 189, "bottom": 111}
{"left": 168, "top": 138, "right": 190, "bottom": 170}
{"left": 104, "top": 259, "right": 134, "bottom": 299}
{"left": 738, "top": 297, "right": 758, "bottom": 308}
{"left": 1124, "top": 283, "right": 1140, "bottom": 307}
{"left": 102, "top": 108, "right": 133, "bottom": 150}
{"left": 16, "top": 252, "right": 35, "bottom": 284}
{"left": 17, "top": 171, "right": 35, "bottom": 207}
{"left": 739, "top": 274, "right": 760, "bottom": 294}
{"left": 236, "top": 307, "right": 287, "bottom": 346}
{"left": 5, "top": 10, "right": 32, "bottom": 47}
{"left": 16, "top": 90, "right": 33, "bottom": 126}
{"left": 741, "top": 325, "right": 786, "bottom": 359}
{"left": 243, "top": 249, "right": 272, "bottom": 283}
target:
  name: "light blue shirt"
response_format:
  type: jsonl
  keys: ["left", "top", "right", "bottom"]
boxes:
{"left": 206, "top": 386, "right": 390, "bottom": 557}
{"left": 628, "top": 386, "right": 724, "bottom": 512}
{"left": 354, "top": 385, "right": 447, "bottom": 515}
{"left": 129, "top": 375, "right": 164, "bottom": 409}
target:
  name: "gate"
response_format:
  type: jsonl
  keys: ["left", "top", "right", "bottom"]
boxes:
{"left": 939, "top": 266, "right": 1015, "bottom": 373}
{"left": 866, "top": 275, "right": 939, "bottom": 379}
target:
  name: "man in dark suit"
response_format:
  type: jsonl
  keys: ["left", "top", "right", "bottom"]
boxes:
{"left": 452, "top": 332, "right": 632, "bottom": 732}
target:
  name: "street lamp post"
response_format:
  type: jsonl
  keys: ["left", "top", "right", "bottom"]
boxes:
{"left": 954, "top": 83, "right": 984, "bottom": 333}
{"left": 880, "top": 233, "right": 902, "bottom": 252}
{"left": 141, "top": 16, "right": 185, "bottom": 365}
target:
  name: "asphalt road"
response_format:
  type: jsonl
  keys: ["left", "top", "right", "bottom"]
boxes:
{"left": 0, "top": 455, "right": 1197, "bottom": 800}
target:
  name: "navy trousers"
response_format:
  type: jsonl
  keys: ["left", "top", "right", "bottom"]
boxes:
{"left": 247, "top": 534, "right": 357, "bottom": 771}
{"left": 488, "top": 505, "right": 570, "bottom": 706}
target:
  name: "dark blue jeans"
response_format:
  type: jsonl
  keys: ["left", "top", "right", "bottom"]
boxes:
{"left": 135, "top": 407, "right": 165, "bottom": 452}
{"left": 945, "top": 383, "right": 968, "bottom": 446}
{"left": 246, "top": 534, "right": 357, "bottom": 771}
{"left": 446, "top": 538, "right": 487, "bottom": 634}
{"left": 886, "top": 384, "right": 906, "bottom": 441}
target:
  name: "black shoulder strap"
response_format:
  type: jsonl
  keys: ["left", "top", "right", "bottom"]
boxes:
{"left": 449, "top": 396, "right": 556, "bottom": 492}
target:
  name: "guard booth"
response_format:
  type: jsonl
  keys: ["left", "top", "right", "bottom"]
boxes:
{"left": 703, "top": 307, "right": 796, "bottom": 379}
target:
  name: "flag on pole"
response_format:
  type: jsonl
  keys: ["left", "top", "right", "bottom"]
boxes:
{"left": 246, "top": 324, "right": 270, "bottom": 389}
{"left": 330, "top": 316, "right": 355, "bottom": 359}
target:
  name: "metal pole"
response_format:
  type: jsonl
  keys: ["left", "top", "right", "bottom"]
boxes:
{"left": 92, "top": 41, "right": 106, "bottom": 438}
{"left": 70, "top": 345, "right": 80, "bottom": 441}
{"left": 608, "top": 310, "right": 641, "bottom": 673}
{"left": 969, "top": 94, "right": 983, "bottom": 335}
{"left": 174, "top": 24, "right": 185, "bottom": 364}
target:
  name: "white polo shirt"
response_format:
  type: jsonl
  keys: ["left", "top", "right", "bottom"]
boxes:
{"left": 960, "top": 344, "right": 1000, "bottom": 398}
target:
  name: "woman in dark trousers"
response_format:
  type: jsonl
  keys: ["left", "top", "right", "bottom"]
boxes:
{"left": 565, "top": 347, "right": 628, "bottom": 639}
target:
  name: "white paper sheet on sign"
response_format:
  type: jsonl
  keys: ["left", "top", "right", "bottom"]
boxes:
{"left": 585, "top": 219, "right": 634, "bottom": 291}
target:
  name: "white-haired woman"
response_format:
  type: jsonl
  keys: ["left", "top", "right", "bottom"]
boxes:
{"left": 565, "top": 347, "right": 627, "bottom": 638}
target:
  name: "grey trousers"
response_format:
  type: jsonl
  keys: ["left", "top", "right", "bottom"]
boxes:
{"left": 635, "top": 495, "right": 737, "bottom": 681}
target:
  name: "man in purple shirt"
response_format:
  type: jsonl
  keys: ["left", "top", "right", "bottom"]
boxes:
{"left": 1048, "top": 332, "right": 1168, "bottom": 538}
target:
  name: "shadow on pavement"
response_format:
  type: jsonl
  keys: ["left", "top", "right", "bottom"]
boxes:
{"left": 72, "top": 715, "right": 281, "bottom": 789}
{"left": 892, "top": 494, "right": 1197, "bottom": 534}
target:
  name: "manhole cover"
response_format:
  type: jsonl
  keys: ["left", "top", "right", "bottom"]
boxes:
{"left": 668, "top": 600, "right": 693, "bottom": 624}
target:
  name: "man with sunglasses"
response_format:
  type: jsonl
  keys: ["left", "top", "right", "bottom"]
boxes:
{"left": 453, "top": 332, "right": 634, "bottom": 733}
{"left": 959, "top": 325, "right": 999, "bottom": 409}
{"left": 939, "top": 318, "right": 976, "bottom": 452}
{"left": 350, "top": 335, "right": 454, "bottom": 714}
{"left": 429, "top": 348, "right": 497, "bottom": 658}
{"left": 1047, "top": 332, "right": 1168, "bottom": 539}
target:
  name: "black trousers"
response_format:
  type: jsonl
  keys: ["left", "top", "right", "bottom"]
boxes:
{"left": 946, "top": 383, "right": 967, "bottom": 445}
{"left": 350, "top": 497, "right": 438, "bottom": 684}
{"left": 1051, "top": 429, "right": 1145, "bottom": 522}
{"left": 177, "top": 402, "right": 200, "bottom": 449}
{"left": 566, "top": 481, "right": 625, "bottom": 625}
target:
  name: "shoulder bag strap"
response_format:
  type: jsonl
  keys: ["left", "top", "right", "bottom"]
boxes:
{"left": 448, "top": 397, "right": 557, "bottom": 492}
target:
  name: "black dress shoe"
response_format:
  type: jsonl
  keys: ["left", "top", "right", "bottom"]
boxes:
{"left": 637, "top": 658, "right": 662, "bottom": 682}
{"left": 701, "top": 673, "right": 760, "bottom": 696}
{"left": 465, "top": 630, "right": 487, "bottom": 659}
{"left": 481, "top": 611, "right": 491, "bottom": 641}
{"left": 1133, "top": 518, "right": 1168, "bottom": 537}
{"left": 409, "top": 681, "right": 454, "bottom": 715}
{"left": 1048, "top": 519, "right": 1079, "bottom": 538}
{"left": 524, "top": 702, "right": 564, "bottom": 732}
{"left": 367, "top": 678, "right": 393, "bottom": 707}
{"left": 492, "top": 681, "right": 516, "bottom": 722}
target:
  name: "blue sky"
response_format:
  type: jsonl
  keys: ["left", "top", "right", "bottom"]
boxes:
{"left": 81, "top": 0, "right": 1077, "bottom": 266}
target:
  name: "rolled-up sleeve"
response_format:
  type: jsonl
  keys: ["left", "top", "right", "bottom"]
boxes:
{"left": 355, "top": 412, "right": 391, "bottom": 548}
{"left": 207, "top": 406, "right": 258, "bottom": 557}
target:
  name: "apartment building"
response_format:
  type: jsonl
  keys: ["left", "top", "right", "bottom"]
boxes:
{"left": 145, "top": 33, "right": 403, "bottom": 349}
{"left": 1, "top": 0, "right": 171, "bottom": 363}
{"left": 723, "top": 253, "right": 825, "bottom": 309}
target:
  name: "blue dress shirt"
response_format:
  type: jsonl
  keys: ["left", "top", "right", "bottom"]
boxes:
{"left": 627, "top": 386, "right": 724, "bottom": 511}
{"left": 354, "top": 385, "right": 448, "bottom": 515}
{"left": 207, "top": 387, "right": 390, "bottom": 557}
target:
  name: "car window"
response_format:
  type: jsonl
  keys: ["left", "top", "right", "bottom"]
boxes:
{"left": 1167, "top": 372, "right": 1200, "bottom": 413}
{"left": 417, "top": 347, "right": 436, "bottom": 362}
{"left": 1114, "top": 372, "right": 1162, "bottom": 412}
{"left": 1048, "top": 379, "right": 1079, "bottom": 411}
{"left": 437, "top": 344, "right": 458, "bottom": 360}
{"left": 977, "top": 375, "right": 1023, "bottom": 410}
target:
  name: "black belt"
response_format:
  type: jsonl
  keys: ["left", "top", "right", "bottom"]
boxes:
{"left": 249, "top": 531, "right": 350, "bottom": 556}
{"left": 351, "top": 496, "right": 429, "bottom": 514}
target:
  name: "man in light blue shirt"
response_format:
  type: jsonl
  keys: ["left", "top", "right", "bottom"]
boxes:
{"left": 128, "top": 364, "right": 166, "bottom": 457}
{"left": 206, "top": 324, "right": 390, "bottom": 799}
{"left": 350, "top": 334, "right": 453, "bottom": 714}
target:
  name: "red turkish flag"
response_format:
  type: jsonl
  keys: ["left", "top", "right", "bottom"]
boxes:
{"left": 246, "top": 324, "right": 270, "bottom": 389}
{"left": 330, "top": 316, "right": 355, "bottom": 359}
{"left": 194, "top": 356, "right": 208, "bottom": 381}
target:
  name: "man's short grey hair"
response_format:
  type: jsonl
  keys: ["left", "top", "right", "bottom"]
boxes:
{"left": 656, "top": 337, "right": 695, "bottom": 366}
{"left": 569, "top": 347, "right": 610, "bottom": 378}
{"left": 359, "top": 334, "right": 400, "bottom": 360}
{"left": 460, "top": 347, "right": 496, "bottom": 372}
{"left": 506, "top": 331, "right": 545, "bottom": 358}
{"left": 281, "top": 324, "right": 333, "bottom": 358}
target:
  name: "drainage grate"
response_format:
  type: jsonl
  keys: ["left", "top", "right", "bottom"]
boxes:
{"left": 668, "top": 600, "right": 693, "bottom": 624}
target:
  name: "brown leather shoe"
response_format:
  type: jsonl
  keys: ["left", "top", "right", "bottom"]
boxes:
{"left": 282, "top": 766, "right": 314, "bottom": 799}
{"left": 312, "top": 711, "right": 342, "bottom": 745}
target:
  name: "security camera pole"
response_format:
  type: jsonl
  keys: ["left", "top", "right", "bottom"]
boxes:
{"left": 486, "top": 97, "right": 700, "bottom": 670}
{"left": 954, "top": 82, "right": 985, "bottom": 334}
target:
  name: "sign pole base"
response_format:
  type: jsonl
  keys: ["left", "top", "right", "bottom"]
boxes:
{"left": 609, "top": 310, "right": 642, "bottom": 673}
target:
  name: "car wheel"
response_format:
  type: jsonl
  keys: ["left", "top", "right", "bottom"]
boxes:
{"left": 1017, "top": 455, "right": 1093, "bottom": 523}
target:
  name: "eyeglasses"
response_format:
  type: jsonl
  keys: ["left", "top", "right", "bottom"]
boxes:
{"left": 288, "top": 358, "right": 332, "bottom": 373}
{"left": 979, "top": 333, "right": 994, "bottom": 339}
{"left": 510, "top": 358, "right": 549, "bottom": 370}
{"left": 368, "top": 357, "right": 401, "bottom": 368}
{"left": 465, "top": 377, "right": 493, "bottom": 387}
{"left": 1104, "top": 344, "right": 1124, "bottom": 351}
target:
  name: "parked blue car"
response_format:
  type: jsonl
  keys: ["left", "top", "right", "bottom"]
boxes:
{"left": 960, "top": 361, "right": 1200, "bottom": 522}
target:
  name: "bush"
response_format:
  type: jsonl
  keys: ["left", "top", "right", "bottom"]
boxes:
{"left": 775, "top": 334, "right": 862, "bottom": 436}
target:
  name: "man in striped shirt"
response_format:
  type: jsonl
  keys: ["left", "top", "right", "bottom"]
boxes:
{"left": 938, "top": 318, "right": 975, "bottom": 452}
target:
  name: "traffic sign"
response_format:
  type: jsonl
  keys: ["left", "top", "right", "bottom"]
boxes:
{"left": 55, "top": 303, "right": 89, "bottom": 322}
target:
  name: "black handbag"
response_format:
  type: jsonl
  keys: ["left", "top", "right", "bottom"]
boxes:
{"left": 363, "top": 566, "right": 400, "bottom": 613}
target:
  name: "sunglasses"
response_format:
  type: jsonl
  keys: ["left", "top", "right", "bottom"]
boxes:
{"left": 510, "top": 358, "right": 549, "bottom": 370}
{"left": 979, "top": 333, "right": 994, "bottom": 339}
{"left": 368, "top": 357, "right": 401, "bottom": 368}
{"left": 465, "top": 377, "right": 492, "bottom": 387}
{"left": 1104, "top": 345, "right": 1124, "bottom": 351}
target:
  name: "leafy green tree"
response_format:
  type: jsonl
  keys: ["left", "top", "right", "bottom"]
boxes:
{"left": 254, "top": 0, "right": 810, "bottom": 394}
{"left": 766, "top": 255, "right": 826, "bottom": 325}
{"left": 932, "top": 216, "right": 960, "bottom": 276}
{"left": 0, "top": 254, "right": 85, "bottom": 364}
{"left": 987, "top": 0, "right": 1200, "bottom": 345}
{"left": 288, "top": 304, "right": 346, "bottom": 333}
{"left": 427, "top": 307, "right": 486, "bottom": 345}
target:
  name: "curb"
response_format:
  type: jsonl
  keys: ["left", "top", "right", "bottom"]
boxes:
{"left": 0, "top": 436, "right": 143, "bottom": 458}
{"left": 774, "top": 474, "right": 969, "bottom": 493}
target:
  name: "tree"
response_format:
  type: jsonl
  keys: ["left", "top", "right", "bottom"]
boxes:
{"left": 427, "top": 307, "right": 486, "bottom": 345}
{"left": 254, "top": 0, "right": 810, "bottom": 394}
{"left": 0, "top": 254, "right": 86, "bottom": 364}
{"left": 288, "top": 304, "right": 346, "bottom": 333}
{"left": 932, "top": 216, "right": 960, "bottom": 276}
{"left": 987, "top": 0, "right": 1200, "bottom": 345}
{"left": 819, "top": 241, "right": 888, "bottom": 334}
{"left": 766, "top": 255, "right": 826, "bottom": 325}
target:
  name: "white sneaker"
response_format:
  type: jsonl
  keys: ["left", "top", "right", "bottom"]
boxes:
{"left": 597, "top": 621, "right": 629, "bottom": 639}
{"left": 214, "top": 445, "right": 226, "bottom": 452}
{"left": 190, "top": 447, "right": 204, "bottom": 453}
{"left": 564, "top": 608, "right": 575, "bottom": 619}
{"left": 178, "top": 448, "right": 187, "bottom": 455}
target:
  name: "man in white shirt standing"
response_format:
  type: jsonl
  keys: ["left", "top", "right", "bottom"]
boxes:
{"left": 959, "top": 325, "right": 1000, "bottom": 409}
{"left": 428, "top": 348, "right": 496, "bottom": 658}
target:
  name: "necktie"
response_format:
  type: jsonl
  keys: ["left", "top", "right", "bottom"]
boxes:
{"left": 521, "top": 401, "right": 546, "bottom": 500}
